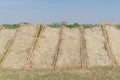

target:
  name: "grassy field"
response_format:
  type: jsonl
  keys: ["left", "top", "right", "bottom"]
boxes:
{"left": 0, "top": 67, "right": 120, "bottom": 80}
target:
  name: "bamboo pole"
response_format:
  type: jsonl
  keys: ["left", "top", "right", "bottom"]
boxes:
{"left": 101, "top": 24, "right": 117, "bottom": 66}
{"left": 0, "top": 26, "right": 21, "bottom": 67}
{"left": 52, "top": 26, "right": 64, "bottom": 69}
{"left": 24, "top": 25, "right": 45, "bottom": 69}
{"left": 79, "top": 27, "right": 88, "bottom": 68}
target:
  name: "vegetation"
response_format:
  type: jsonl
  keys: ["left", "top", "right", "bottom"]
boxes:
{"left": 81, "top": 24, "right": 96, "bottom": 28}
{"left": 115, "top": 24, "right": 120, "bottom": 29}
{"left": 65, "top": 23, "right": 80, "bottom": 28}
{"left": 48, "top": 23, "right": 62, "bottom": 28}
{"left": 48, "top": 22, "right": 97, "bottom": 28}
{"left": 3, "top": 24, "right": 20, "bottom": 29}
{"left": 2, "top": 22, "right": 30, "bottom": 29}
{"left": 0, "top": 67, "right": 119, "bottom": 80}
{"left": 0, "top": 22, "right": 101, "bottom": 29}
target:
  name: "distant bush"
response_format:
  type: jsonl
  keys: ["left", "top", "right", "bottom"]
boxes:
{"left": 48, "top": 23, "right": 61, "bottom": 28}
{"left": 65, "top": 23, "right": 80, "bottom": 28}
{"left": 3, "top": 24, "right": 20, "bottom": 29}
{"left": 49, "top": 23, "right": 96, "bottom": 28}
{"left": 115, "top": 24, "right": 120, "bottom": 29}
{"left": 81, "top": 24, "right": 95, "bottom": 28}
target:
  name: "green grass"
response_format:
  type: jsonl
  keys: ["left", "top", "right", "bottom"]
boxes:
{"left": 0, "top": 67, "right": 120, "bottom": 80}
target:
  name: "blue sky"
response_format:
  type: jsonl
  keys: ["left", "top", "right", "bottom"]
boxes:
{"left": 0, "top": 0, "right": 120, "bottom": 24}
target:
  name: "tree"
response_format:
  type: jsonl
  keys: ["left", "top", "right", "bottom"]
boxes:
{"left": 48, "top": 23, "right": 61, "bottom": 28}
{"left": 65, "top": 23, "right": 80, "bottom": 28}
{"left": 3, "top": 24, "right": 20, "bottom": 29}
